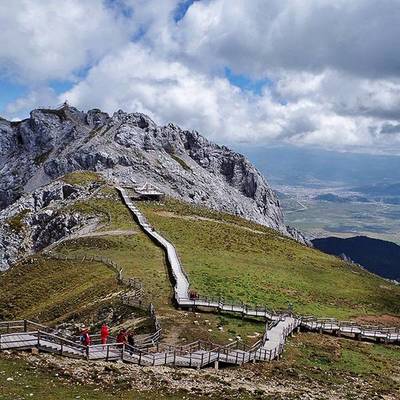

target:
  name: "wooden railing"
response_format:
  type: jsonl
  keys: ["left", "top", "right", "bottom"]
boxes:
{"left": 2, "top": 188, "right": 398, "bottom": 369}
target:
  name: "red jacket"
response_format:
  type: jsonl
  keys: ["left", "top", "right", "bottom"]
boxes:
{"left": 100, "top": 325, "right": 110, "bottom": 338}
{"left": 82, "top": 332, "right": 91, "bottom": 346}
{"left": 116, "top": 332, "right": 127, "bottom": 343}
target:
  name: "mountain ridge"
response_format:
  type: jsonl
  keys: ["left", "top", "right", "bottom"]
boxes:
{"left": 0, "top": 104, "right": 308, "bottom": 243}
{"left": 312, "top": 235, "right": 400, "bottom": 281}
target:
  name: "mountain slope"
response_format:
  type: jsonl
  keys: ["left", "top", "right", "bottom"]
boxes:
{"left": 138, "top": 199, "right": 400, "bottom": 319}
{"left": 0, "top": 104, "right": 305, "bottom": 242}
{"left": 312, "top": 236, "right": 400, "bottom": 281}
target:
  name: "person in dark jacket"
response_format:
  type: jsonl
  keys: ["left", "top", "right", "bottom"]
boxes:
{"left": 127, "top": 332, "right": 135, "bottom": 355}
{"left": 116, "top": 328, "right": 127, "bottom": 347}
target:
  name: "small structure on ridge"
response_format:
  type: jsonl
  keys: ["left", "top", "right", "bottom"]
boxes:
{"left": 131, "top": 182, "right": 164, "bottom": 201}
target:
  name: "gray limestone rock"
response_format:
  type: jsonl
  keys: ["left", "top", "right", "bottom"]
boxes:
{"left": 0, "top": 105, "right": 310, "bottom": 251}
{"left": 0, "top": 181, "right": 96, "bottom": 270}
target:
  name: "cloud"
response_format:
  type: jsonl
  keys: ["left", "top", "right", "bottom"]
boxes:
{"left": 175, "top": 0, "right": 400, "bottom": 79}
{"left": 2, "top": 0, "right": 400, "bottom": 154}
{"left": 380, "top": 124, "right": 400, "bottom": 135}
{"left": 0, "top": 0, "right": 131, "bottom": 82}
{"left": 58, "top": 43, "right": 397, "bottom": 152}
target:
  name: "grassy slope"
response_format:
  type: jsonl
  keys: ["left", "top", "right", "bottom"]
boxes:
{"left": 1, "top": 172, "right": 399, "bottom": 397}
{"left": 58, "top": 187, "right": 265, "bottom": 344}
{"left": 0, "top": 257, "right": 118, "bottom": 324}
{"left": 278, "top": 332, "right": 400, "bottom": 394}
{"left": 59, "top": 186, "right": 171, "bottom": 307}
{"left": 57, "top": 235, "right": 171, "bottom": 308}
{"left": 0, "top": 354, "right": 203, "bottom": 400}
{"left": 138, "top": 198, "right": 400, "bottom": 319}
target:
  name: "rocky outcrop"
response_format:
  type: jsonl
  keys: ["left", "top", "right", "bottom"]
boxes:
{"left": 0, "top": 105, "right": 308, "bottom": 244}
{"left": 0, "top": 181, "right": 99, "bottom": 270}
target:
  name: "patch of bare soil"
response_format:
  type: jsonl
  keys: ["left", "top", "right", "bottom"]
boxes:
{"left": 76, "top": 229, "right": 137, "bottom": 238}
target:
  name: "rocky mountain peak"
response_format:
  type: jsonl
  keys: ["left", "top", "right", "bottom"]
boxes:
{"left": 0, "top": 105, "right": 309, "bottom": 245}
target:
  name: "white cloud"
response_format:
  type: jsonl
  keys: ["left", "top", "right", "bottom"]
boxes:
{"left": 0, "top": 0, "right": 131, "bottom": 82}
{"left": 2, "top": 0, "right": 400, "bottom": 154}
{"left": 175, "top": 0, "right": 400, "bottom": 79}
{"left": 58, "top": 43, "right": 397, "bottom": 152}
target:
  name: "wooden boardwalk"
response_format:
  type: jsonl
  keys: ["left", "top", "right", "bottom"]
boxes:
{"left": 117, "top": 187, "right": 400, "bottom": 342}
{"left": 0, "top": 188, "right": 398, "bottom": 369}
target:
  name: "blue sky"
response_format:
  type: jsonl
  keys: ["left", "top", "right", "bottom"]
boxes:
{"left": 1, "top": 0, "right": 399, "bottom": 154}
{"left": 0, "top": 80, "right": 26, "bottom": 112}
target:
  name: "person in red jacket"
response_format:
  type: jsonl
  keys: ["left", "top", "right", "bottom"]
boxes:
{"left": 80, "top": 328, "right": 91, "bottom": 346}
{"left": 100, "top": 323, "right": 110, "bottom": 348}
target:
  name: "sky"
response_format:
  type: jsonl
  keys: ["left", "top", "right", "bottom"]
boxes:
{"left": 1, "top": 0, "right": 400, "bottom": 155}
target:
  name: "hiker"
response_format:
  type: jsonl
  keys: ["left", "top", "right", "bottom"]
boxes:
{"left": 80, "top": 327, "right": 91, "bottom": 346}
{"left": 127, "top": 332, "right": 135, "bottom": 347}
{"left": 116, "top": 328, "right": 127, "bottom": 347}
{"left": 127, "top": 332, "right": 135, "bottom": 355}
{"left": 189, "top": 289, "right": 198, "bottom": 300}
{"left": 100, "top": 323, "right": 110, "bottom": 347}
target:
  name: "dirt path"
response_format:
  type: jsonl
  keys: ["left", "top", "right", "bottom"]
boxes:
{"left": 74, "top": 229, "right": 137, "bottom": 238}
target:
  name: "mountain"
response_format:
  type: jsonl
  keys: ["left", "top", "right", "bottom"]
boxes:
{"left": 0, "top": 105, "right": 309, "bottom": 269}
{"left": 351, "top": 182, "right": 400, "bottom": 197}
{"left": 0, "top": 105, "right": 303, "bottom": 233}
{"left": 312, "top": 236, "right": 400, "bottom": 281}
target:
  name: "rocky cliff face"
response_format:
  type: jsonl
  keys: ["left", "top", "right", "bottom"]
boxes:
{"left": 0, "top": 180, "right": 101, "bottom": 270}
{"left": 0, "top": 105, "right": 308, "bottom": 246}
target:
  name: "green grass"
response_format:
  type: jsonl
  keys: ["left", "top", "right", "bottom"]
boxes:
{"left": 138, "top": 198, "right": 400, "bottom": 319}
{"left": 6, "top": 209, "right": 30, "bottom": 233}
{"left": 280, "top": 332, "right": 400, "bottom": 391}
{"left": 0, "top": 257, "right": 118, "bottom": 324}
{"left": 67, "top": 187, "right": 137, "bottom": 230}
{"left": 60, "top": 171, "right": 104, "bottom": 186}
{"left": 170, "top": 154, "right": 191, "bottom": 171}
{"left": 56, "top": 235, "right": 171, "bottom": 308}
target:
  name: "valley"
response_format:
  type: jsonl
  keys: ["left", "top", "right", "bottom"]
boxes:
{"left": 277, "top": 184, "right": 400, "bottom": 245}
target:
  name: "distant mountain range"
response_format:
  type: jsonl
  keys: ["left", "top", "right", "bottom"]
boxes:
{"left": 351, "top": 182, "right": 400, "bottom": 196}
{"left": 312, "top": 236, "right": 400, "bottom": 281}
{"left": 239, "top": 144, "right": 400, "bottom": 188}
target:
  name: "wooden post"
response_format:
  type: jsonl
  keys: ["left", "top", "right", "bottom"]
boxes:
{"left": 24, "top": 320, "right": 27, "bottom": 332}
{"left": 214, "top": 360, "right": 219, "bottom": 370}
{"left": 199, "top": 353, "right": 203, "bottom": 369}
